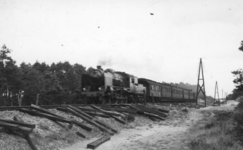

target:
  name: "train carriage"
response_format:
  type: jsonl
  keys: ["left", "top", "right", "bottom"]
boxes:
{"left": 139, "top": 78, "right": 195, "bottom": 102}
{"left": 161, "top": 83, "right": 172, "bottom": 98}
{"left": 189, "top": 90, "right": 195, "bottom": 100}
{"left": 172, "top": 87, "right": 183, "bottom": 99}
{"left": 183, "top": 90, "right": 189, "bottom": 99}
{"left": 138, "top": 78, "right": 161, "bottom": 98}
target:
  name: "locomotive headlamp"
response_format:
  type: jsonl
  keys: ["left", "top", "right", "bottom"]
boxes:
{"left": 83, "top": 88, "right": 86, "bottom": 91}
{"left": 98, "top": 87, "right": 102, "bottom": 90}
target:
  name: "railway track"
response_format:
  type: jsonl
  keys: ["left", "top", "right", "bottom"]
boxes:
{"left": 0, "top": 99, "right": 197, "bottom": 111}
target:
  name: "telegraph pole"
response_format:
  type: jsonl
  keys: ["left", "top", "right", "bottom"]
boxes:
{"left": 222, "top": 89, "right": 223, "bottom": 100}
{"left": 214, "top": 81, "right": 219, "bottom": 105}
{"left": 196, "top": 58, "right": 207, "bottom": 107}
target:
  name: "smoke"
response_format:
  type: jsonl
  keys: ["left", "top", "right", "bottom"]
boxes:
{"left": 98, "top": 57, "right": 113, "bottom": 66}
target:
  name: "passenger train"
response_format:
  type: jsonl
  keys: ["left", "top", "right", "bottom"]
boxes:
{"left": 81, "top": 66, "right": 195, "bottom": 104}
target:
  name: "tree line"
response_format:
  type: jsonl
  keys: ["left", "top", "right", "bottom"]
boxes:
{"left": 227, "top": 41, "right": 243, "bottom": 100}
{"left": 0, "top": 45, "right": 87, "bottom": 106}
{"left": 1, "top": 42, "right": 241, "bottom": 106}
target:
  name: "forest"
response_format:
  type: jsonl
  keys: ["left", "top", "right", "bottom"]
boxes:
{"left": 0, "top": 44, "right": 86, "bottom": 106}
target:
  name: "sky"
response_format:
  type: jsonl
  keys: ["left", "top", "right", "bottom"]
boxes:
{"left": 0, "top": 0, "right": 243, "bottom": 97}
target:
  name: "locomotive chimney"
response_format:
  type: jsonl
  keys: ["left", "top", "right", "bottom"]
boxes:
{"left": 97, "top": 66, "right": 102, "bottom": 70}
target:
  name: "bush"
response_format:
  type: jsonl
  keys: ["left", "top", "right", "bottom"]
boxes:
{"left": 188, "top": 109, "right": 243, "bottom": 150}
{"left": 235, "top": 96, "right": 243, "bottom": 110}
{"left": 188, "top": 139, "right": 217, "bottom": 150}
{"left": 39, "top": 122, "right": 50, "bottom": 130}
{"left": 204, "top": 122, "right": 214, "bottom": 129}
{"left": 233, "top": 98, "right": 243, "bottom": 143}
{"left": 236, "top": 96, "right": 243, "bottom": 102}
{"left": 124, "top": 114, "right": 135, "bottom": 123}
{"left": 234, "top": 98, "right": 243, "bottom": 127}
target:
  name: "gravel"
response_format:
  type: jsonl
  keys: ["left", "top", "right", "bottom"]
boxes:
{"left": 0, "top": 104, "right": 177, "bottom": 150}
{"left": 0, "top": 109, "right": 102, "bottom": 150}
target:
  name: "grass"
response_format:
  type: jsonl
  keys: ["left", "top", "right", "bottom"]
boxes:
{"left": 187, "top": 103, "right": 243, "bottom": 150}
{"left": 39, "top": 122, "right": 50, "bottom": 130}
{"left": 46, "top": 130, "right": 78, "bottom": 144}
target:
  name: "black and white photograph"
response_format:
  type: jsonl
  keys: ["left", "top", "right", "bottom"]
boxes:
{"left": 0, "top": 0, "right": 243, "bottom": 149}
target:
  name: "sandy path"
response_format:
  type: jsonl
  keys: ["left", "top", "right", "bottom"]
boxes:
{"left": 97, "top": 125, "right": 189, "bottom": 150}
{"left": 62, "top": 101, "right": 238, "bottom": 150}
{"left": 62, "top": 106, "right": 203, "bottom": 150}
{"left": 62, "top": 125, "right": 190, "bottom": 150}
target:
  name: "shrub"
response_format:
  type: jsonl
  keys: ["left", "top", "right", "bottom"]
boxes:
{"left": 188, "top": 109, "right": 243, "bottom": 150}
{"left": 124, "top": 114, "right": 135, "bottom": 123}
{"left": 39, "top": 122, "right": 50, "bottom": 130}
{"left": 188, "top": 139, "right": 217, "bottom": 150}
{"left": 232, "top": 99, "right": 243, "bottom": 143}
{"left": 235, "top": 96, "right": 243, "bottom": 110}
{"left": 204, "top": 122, "right": 214, "bottom": 129}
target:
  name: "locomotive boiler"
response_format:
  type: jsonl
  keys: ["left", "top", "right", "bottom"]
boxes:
{"left": 81, "top": 66, "right": 146, "bottom": 103}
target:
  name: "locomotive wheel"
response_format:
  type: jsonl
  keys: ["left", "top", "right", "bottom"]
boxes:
{"left": 132, "top": 97, "right": 135, "bottom": 103}
{"left": 118, "top": 97, "right": 122, "bottom": 104}
{"left": 124, "top": 97, "right": 128, "bottom": 103}
{"left": 114, "top": 97, "right": 118, "bottom": 104}
{"left": 136, "top": 97, "right": 139, "bottom": 104}
{"left": 134, "top": 97, "right": 138, "bottom": 103}
{"left": 104, "top": 96, "right": 111, "bottom": 104}
{"left": 127, "top": 96, "right": 131, "bottom": 103}
{"left": 130, "top": 97, "right": 134, "bottom": 103}
{"left": 140, "top": 97, "right": 143, "bottom": 103}
{"left": 82, "top": 97, "right": 88, "bottom": 104}
{"left": 101, "top": 96, "right": 105, "bottom": 104}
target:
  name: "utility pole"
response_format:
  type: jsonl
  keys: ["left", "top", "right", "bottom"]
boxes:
{"left": 225, "top": 92, "right": 227, "bottom": 103}
{"left": 222, "top": 89, "right": 223, "bottom": 100}
{"left": 196, "top": 58, "right": 207, "bottom": 107}
{"left": 214, "top": 81, "right": 219, "bottom": 105}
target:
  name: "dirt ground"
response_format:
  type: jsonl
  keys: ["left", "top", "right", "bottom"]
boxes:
{"left": 62, "top": 101, "right": 238, "bottom": 150}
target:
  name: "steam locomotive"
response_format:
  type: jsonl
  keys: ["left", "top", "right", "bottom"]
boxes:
{"left": 81, "top": 66, "right": 195, "bottom": 104}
